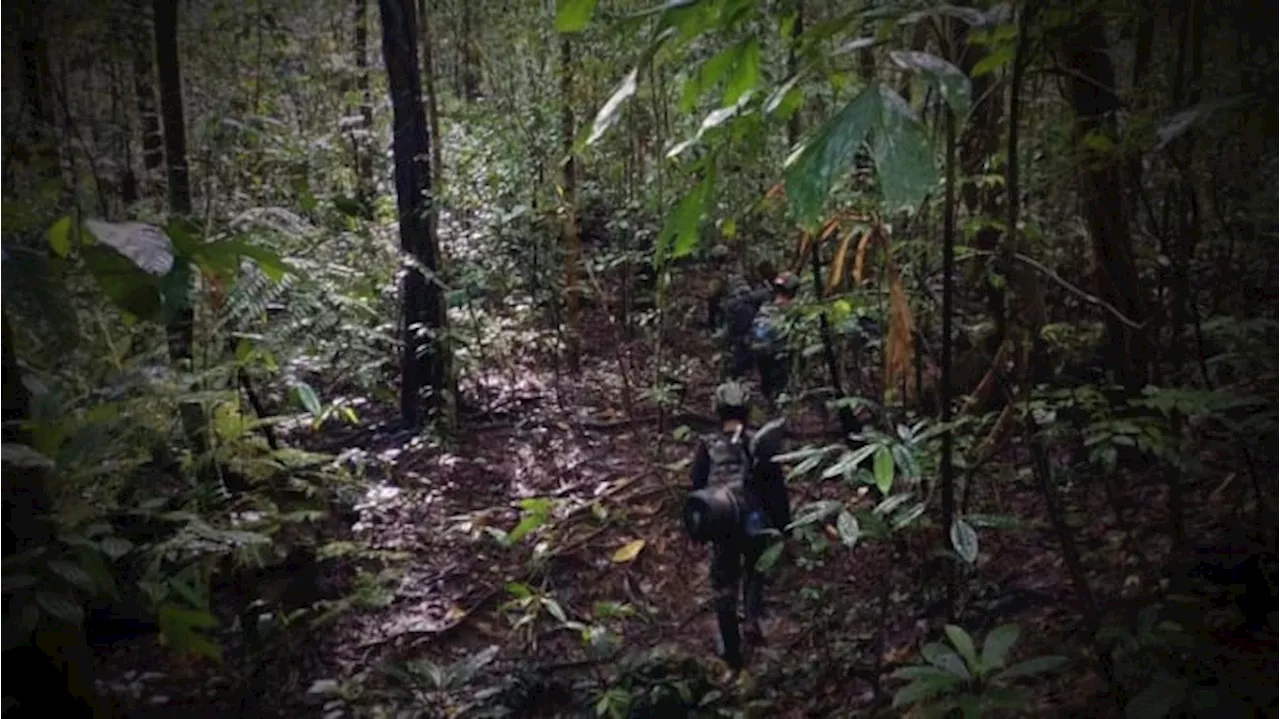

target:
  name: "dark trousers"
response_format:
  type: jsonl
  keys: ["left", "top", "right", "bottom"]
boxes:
{"left": 758, "top": 352, "right": 791, "bottom": 404}
{"left": 711, "top": 533, "right": 767, "bottom": 669}
{"left": 726, "top": 337, "right": 754, "bottom": 379}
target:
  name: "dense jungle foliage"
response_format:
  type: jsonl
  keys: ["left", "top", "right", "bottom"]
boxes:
{"left": 2, "top": 0, "right": 1276, "bottom": 717}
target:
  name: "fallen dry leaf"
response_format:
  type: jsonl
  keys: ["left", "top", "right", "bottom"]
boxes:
{"left": 612, "top": 538, "right": 646, "bottom": 563}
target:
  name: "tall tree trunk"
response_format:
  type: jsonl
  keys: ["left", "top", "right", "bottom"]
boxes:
{"left": 15, "top": 0, "right": 58, "bottom": 178}
{"left": 153, "top": 0, "right": 195, "bottom": 366}
{"left": 354, "top": 0, "right": 375, "bottom": 218}
{"left": 785, "top": 0, "right": 803, "bottom": 148}
{"left": 418, "top": 0, "right": 444, "bottom": 244}
{"left": 560, "top": 36, "right": 582, "bottom": 374}
{"left": 132, "top": 0, "right": 164, "bottom": 187}
{"left": 460, "top": 0, "right": 479, "bottom": 101}
{"left": 379, "top": 0, "right": 449, "bottom": 428}
{"left": 952, "top": 13, "right": 1007, "bottom": 353}
{"left": 1058, "top": 15, "right": 1147, "bottom": 392}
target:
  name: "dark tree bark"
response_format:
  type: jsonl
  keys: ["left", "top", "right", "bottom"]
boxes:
{"left": 379, "top": 0, "right": 449, "bottom": 428}
{"left": 460, "top": 0, "right": 480, "bottom": 100}
{"left": 418, "top": 0, "right": 444, "bottom": 242}
{"left": 1058, "top": 16, "right": 1148, "bottom": 392}
{"left": 14, "top": 0, "right": 58, "bottom": 176}
{"left": 153, "top": 0, "right": 191, "bottom": 216}
{"left": 354, "top": 0, "right": 375, "bottom": 218}
{"left": 785, "top": 0, "right": 803, "bottom": 148}
{"left": 132, "top": 0, "right": 164, "bottom": 183}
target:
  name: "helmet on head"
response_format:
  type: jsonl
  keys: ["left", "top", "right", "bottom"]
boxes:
{"left": 772, "top": 271, "right": 801, "bottom": 295}
{"left": 712, "top": 381, "right": 750, "bottom": 415}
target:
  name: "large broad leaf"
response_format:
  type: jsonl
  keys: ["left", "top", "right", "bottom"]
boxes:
{"left": 784, "top": 84, "right": 880, "bottom": 228}
{"left": 656, "top": 169, "right": 714, "bottom": 263}
{"left": 723, "top": 38, "right": 760, "bottom": 106}
{"left": 681, "top": 42, "right": 742, "bottom": 112}
{"left": 555, "top": 0, "right": 599, "bottom": 33}
{"left": 589, "top": 69, "right": 639, "bottom": 146}
{"left": 870, "top": 86, "right": 937, "bottom": 214}
{"left": 82, "top": 244, "right": 163, "bottom": 322}
{"left": 889, "top": 50, "right": 971, "bottom": 116}
{"left": 873, "top": 445, "right": 895, "bottom": 493}
{"left": 921, "top": 641, "right": 971, "bottom": 679}
{"left": 980, "top": 623, "right": 1020, "bottom": 671}
{"left": 944, "top": 625, "right": 978, "bottom": 672}
{"left": 84, "top": 220, "right": 175, "bottom": 275}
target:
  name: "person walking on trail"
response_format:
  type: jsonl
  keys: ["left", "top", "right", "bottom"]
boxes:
{"left": 707, "top": 245, "right": 776, "bottom": 380}
{"left": 683, "top": 382, "right": 790, "bottom": 675}
{"left": 750, "top": 271, "right": 801, "bottom": 406}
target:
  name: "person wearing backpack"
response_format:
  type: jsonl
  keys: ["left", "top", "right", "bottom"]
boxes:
{"left": 683, "top": 382, "right": 790, "bottom": 674}
{"left": 750, "top": 271, "right": 801, "bottom": 406}
{"left": 707, "top": 246, "right": 776, "bottom": 380}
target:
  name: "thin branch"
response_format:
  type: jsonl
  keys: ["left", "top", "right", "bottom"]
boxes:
{"left": 958, "top": 250, "right": 1144, "bottom": 329}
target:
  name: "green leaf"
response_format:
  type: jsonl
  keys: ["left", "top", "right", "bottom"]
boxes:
{"left": 950, "top": 518, "right": 979, "bottom": 564}
{"left": 723, "top": 38, "right": 760, "bottom": 106}
{"left": 754, "top": 539, "right": 785, "bottom": 573}
{"left": 980, "top": 623, "right": 1020, "bottom": 671}
{"left": 1, "top": 443, "right": 55, "bottom": 469}
{"left": 293, "top": 382, "right": 322, "bottom": 416}
{"left": 47, "top": 217, "right": 73, "bottom": 257}
{"left": 657, "top": 169, "right": 714, "bottom": 263}
{"left": 873, "top": 445, "right": 894, "bottom": 494}
{"left": 1, "top": 573, "right": 37, "bottom": 593}
{"left": 993, "top": 655, "right": 1068, "bottom": 682}
{"left": 1156, "top": 95, "right": 1250, "bottom": 150}
{"left": 971, "top": 44, "right": 1015, "bottom": 78}
{"left": 892, "top": 676, "right": 962, "bottom": 708}
{"left": 891, "top": 501, "right": 927, "bottom": 530}
{"left": 944, "top": 625, "right": 979, "bottom": 672}
{"left": 681, "top": 41, "right": 740, "bottom": 113}
{"left": 589, "top": 69, "right": 639, "bottom": 146}
{"left": 82, "top": 244, "right": 164, "bottom": 321}
{"left": 47, "top": 560, "right": 97, "bottom": 595}
{"left": 822, "top": 443, "right": 877, "bottom": 479}
{"left": 555, "top": 0, "right": 599, "bottom": 33}
{"left": 889, "top": 51, "right": 971, "bottom": 116}
{"left": 891, "top": 665, "right": 961, "bottom": 682}
{"left": 784, "top": 84, "right": 880, "bottom": 228}
{"left": 922, "top": 641, "right": 971, "bottom": 679}
{"left": 157, "top": 604, "right": 222, "bottom": 662}
{"left": 36, "top": 590, "right": 84, "bottom": 626}
{"left": 836, "top": 511, "right": 860, "bottom": 548}
{"left": 541, "top": 597, "right": 568, "bottom": 623}
{"left": 84, "top": 219, "right": 175, "bottom": 275}
{"left": 870, "top": 86, "right": 937, "bottom": 214}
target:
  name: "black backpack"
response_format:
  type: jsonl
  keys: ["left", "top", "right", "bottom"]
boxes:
{"left": 684, "top": 429, "right": 756, "bottom": 544}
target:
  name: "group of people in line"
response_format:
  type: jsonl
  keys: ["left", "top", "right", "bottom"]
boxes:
{"left": 682, "top": 245, "right": 800, "bottom": 677}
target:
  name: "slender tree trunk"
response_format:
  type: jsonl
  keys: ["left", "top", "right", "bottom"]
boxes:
{"left": 1058, "top": 15, "right": 1147, "bottom": 392}
{"left": 379, "top": 0, "right": 449, "bottom": 428}
{"left": 786, "top": 0, "right": 803, "bottom": 148}
{"left": 133, "top": 8, "right": 164, "bottom": 186}
{"left": 940, "top": 106, "right": 958, "bottom": 619}
{"left": 460, "top": 0, "right": 479, "bottom": 101}
{"left": 16, "top": 0, "right": 59, "bottom": 178}
{"left": 952, "top": 12, "right": 1007, "bottom": 353}
{"left": 418, "top": 0, "right": 444, "bottom": 243}
{"left": 354, "top": 0, "right": 375, "bottom": 218}
{"left": 560, "top": 36, "right": 582, "bottom": 374}
{"left": 153, "top": 0, "right": 196, "bottom": 378}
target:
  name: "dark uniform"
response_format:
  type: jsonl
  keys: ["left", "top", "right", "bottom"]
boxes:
{"left": 689, "top": 387, "right": 790, "bottom": 671}
{"left": 708, "top": 247, "right": 775, "bottom": 381}
{"left": 748, "top": 271, "right": 801, "bottom": 406}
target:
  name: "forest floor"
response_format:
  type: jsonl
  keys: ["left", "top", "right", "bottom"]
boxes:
{"left": 93, "top": 278, "right": 1273, "bottom": 719}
